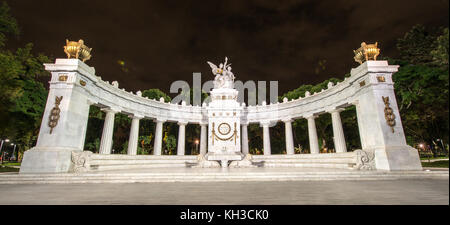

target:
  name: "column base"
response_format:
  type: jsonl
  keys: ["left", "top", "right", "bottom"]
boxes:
{"left": 373, "top": 145, "right": 423, "bottom": 171}
{"left": 19, "top": 147, "right": 78, "bottom": 173}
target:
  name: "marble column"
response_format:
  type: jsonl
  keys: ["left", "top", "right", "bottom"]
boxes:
{"left": 261, "top": 122, "right": 271, "bottom": 155}
{"left": 99, "top": 108, "right": 118, "bottom": 154}
{"left": 307, "top": 115, "right": 320, "bottom": 154}
{"left": 177, "top": 121, "right": 187, "bottom": 155}
{"left": 283, "top": 119, "right": 295, "bottom": 155}
{"left": 353, "top": 100, "right": 367, "bottom": 150}
{"left": 127, "top": 115, "right": 143, "bottom": 155}
{"left": 241, "top": 123, "right": 249, "bottom": 155}
{"left": 153, "top": 119, "right": 165, "bottom": 155}
{"left": 330, "top": 108, "right": 347, "bottom": 153}
{"left": 200, "top": 123, "right": 207, "bottom": 155}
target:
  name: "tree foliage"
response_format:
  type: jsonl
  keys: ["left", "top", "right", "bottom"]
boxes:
{"left": 142, "top": 88, "right": 171, "bottom": 102}
{"left": 431, "top": 27, "right": 449, "bottom": 69}
{"left": 396, "top": 24, "right": 438, "bottom": 65}
{"left": 392, "top": 26, "right": 449, "bottom": 153}
{"left": 0, "top": 1, "right": 19, "bottom": 47}
{"left": 0, "top": 2, "right": 51, "bottom": 156}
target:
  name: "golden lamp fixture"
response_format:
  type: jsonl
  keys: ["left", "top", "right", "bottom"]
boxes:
{"left": 353, "top": 42, "right": 380, "bottom": 64}
{"left": 63, "top": 39, "right": 92, "bottom": 62}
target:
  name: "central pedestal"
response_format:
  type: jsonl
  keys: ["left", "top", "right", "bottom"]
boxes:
{"left": 206, "top": 87, "right": 244, "bottom": 167}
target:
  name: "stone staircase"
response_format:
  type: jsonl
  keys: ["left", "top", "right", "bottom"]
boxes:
{"left": 0, "top": 169, "right": 447, "bottom": 184}
{"left": 3, "top": 152, "right": 446, "bottom": 184}
{"left": 251, "top": 152, "right": 357, "bottom": 169}
{"left": 89, "top": 154, "right": 198, "bottom": 171}
{"left": 88, "top": 153, "right": 357, "bottom": 171}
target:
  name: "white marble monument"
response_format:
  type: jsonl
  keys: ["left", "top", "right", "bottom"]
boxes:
{"left": 19, "top": 40, "right": 422, "bottom": 173}
{"left": 205, "top": 58, "right": 244, "bottom": 167}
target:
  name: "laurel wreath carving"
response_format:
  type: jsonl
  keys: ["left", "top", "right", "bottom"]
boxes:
{"left": 382, "top": 96, "right": 396, "bottom": 133}
{"left": 212, "top": 122, "right": 237, "bottom": 145}
{"left": 48, "top": 96, "right": 63, "bottom": 134}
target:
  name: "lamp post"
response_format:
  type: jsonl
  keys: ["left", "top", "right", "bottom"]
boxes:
{"left": 0, "top": 139, "right": 10, "bottom": 164}
{"left": 419, "top": 143, "right": 430, "bottom": 163}
{"left": 194, "top": 139, "right": 199, "bottom": 155}
{"left": 10, "top": 143, "right": 17, "bottom": 161}
{"left": 437, "top": 139, "right": 447, "bottom": 156}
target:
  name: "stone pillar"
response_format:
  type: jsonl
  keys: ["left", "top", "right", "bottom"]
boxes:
{"left": 153, "top": 119, "right": 165, "bottom": 155}
{"left": 241, "top": 123, "right": 249, "bottom": 155}
{"left": 127, "top": 115, "right": 143, "bottom": 155}
{"left": 307, "top": 115, "right": 319, "bottom": 154}
{"left": 353, "top": 100, "right": 367, "bottom": 150}
{"left": 283, "top": 119, "right": 295, "bottom": 155}
{"left": 177, "top": 121, "right": 187, "bottom": 155}
{"left": 329, "top": 108, "right": 347, "bottom": 153}
{"left": 99, "top": 108, "right": 118, "bottom": 154}
{"left": 200, "top": 123, "right": 207, "bottom": 155}
{"left": 20, "top": 59, "right": 94, "bottom": 173}
{"left": 261, "top": 122, "right": 271, "bottom": 155}
{"left": 353, "top": 61, "right": 422, "bottom": 170}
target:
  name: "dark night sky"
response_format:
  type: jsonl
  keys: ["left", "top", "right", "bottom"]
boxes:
{"left": 5, "top": 0, "right": 449, "bottom": 95}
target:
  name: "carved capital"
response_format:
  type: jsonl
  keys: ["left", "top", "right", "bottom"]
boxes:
{"left": 326, "top": 107, "right": 345, "bottom": 114}
{"left": 153, "top": 118, "right": 167, "bottom": 123}
{"left": 101, "top": 107, "right": 120, "bottom": 114}
{"left": 129, "top": 114, "right": 144, "bottom": 119}
{"left": 305, "top": 114, "right": 318, "bottom": 120}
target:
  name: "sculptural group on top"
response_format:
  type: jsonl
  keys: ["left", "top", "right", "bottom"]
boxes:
{"left": 207, "top": 57, "right": 235, "bottom": 89}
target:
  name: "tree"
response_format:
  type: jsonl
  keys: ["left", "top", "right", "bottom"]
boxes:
{"left": 396, "top": 24, "right": 438, "bottom": 65}
{"left": 0, "top": 2, "right": 51, "bottom": 156}
{"left": 393, "top": 63, "right": 449, "bottom": 150}
{"left": 0, "top": 1, "right": 19, "bottom": 47}
{"left": 142, "top": 88, "right": 172, "bottom": 102}
{"left": 163, "top": 132, "right": 176, "bottom": 155}
{"left": 392, "top": 25, "right": 449, "bottom": 155}
{"left": 431, "top": 27, "right": 449, "bottom": 69}
{"left": 138, "top": 135, "right": 152, "bottom": 155}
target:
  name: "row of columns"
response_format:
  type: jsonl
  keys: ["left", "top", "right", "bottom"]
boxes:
{"left": 254, "top": 108, "right": 347, "bottom": 155}
{"left": 98, "top": 109, "right": 207, "bottom": 156}
{"left": 97, "top": 107, "right": 348, "bottom": 156}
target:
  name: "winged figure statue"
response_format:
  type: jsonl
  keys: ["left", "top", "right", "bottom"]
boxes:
{"left": 207, "top": 57, "right": 235, "bottom": 89}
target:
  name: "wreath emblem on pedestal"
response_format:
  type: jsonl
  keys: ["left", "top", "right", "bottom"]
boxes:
{"left": 212, "top": 122, "right": 237, "bottom": 145}
{"left": 218, "top": 123, "right": 231, "bottom": 135}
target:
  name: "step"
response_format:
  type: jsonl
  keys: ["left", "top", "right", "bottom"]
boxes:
{"left": 261, "top": 163, "right": 354, "bottom": 169}
{"left": 90, "top": 159, "right": 198, "bottom": 165}
{"left": 90, "top": 164, "right": 193, "bottom": 171}
{"left": 253, "top": 158, "right": 355, "bottom": 163}
{"left": 252, "top": 152, "right": 356, "bottom": 159}
{"left": 90, "top": 154, "right": 198, "bottom": 160}
{"left": 0, "top": 171, "right": 447, "bottom": 184}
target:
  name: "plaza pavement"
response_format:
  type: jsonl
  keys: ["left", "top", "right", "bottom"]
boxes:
{"left": 0, "top": 178, "right": 448, "bottom": 205}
